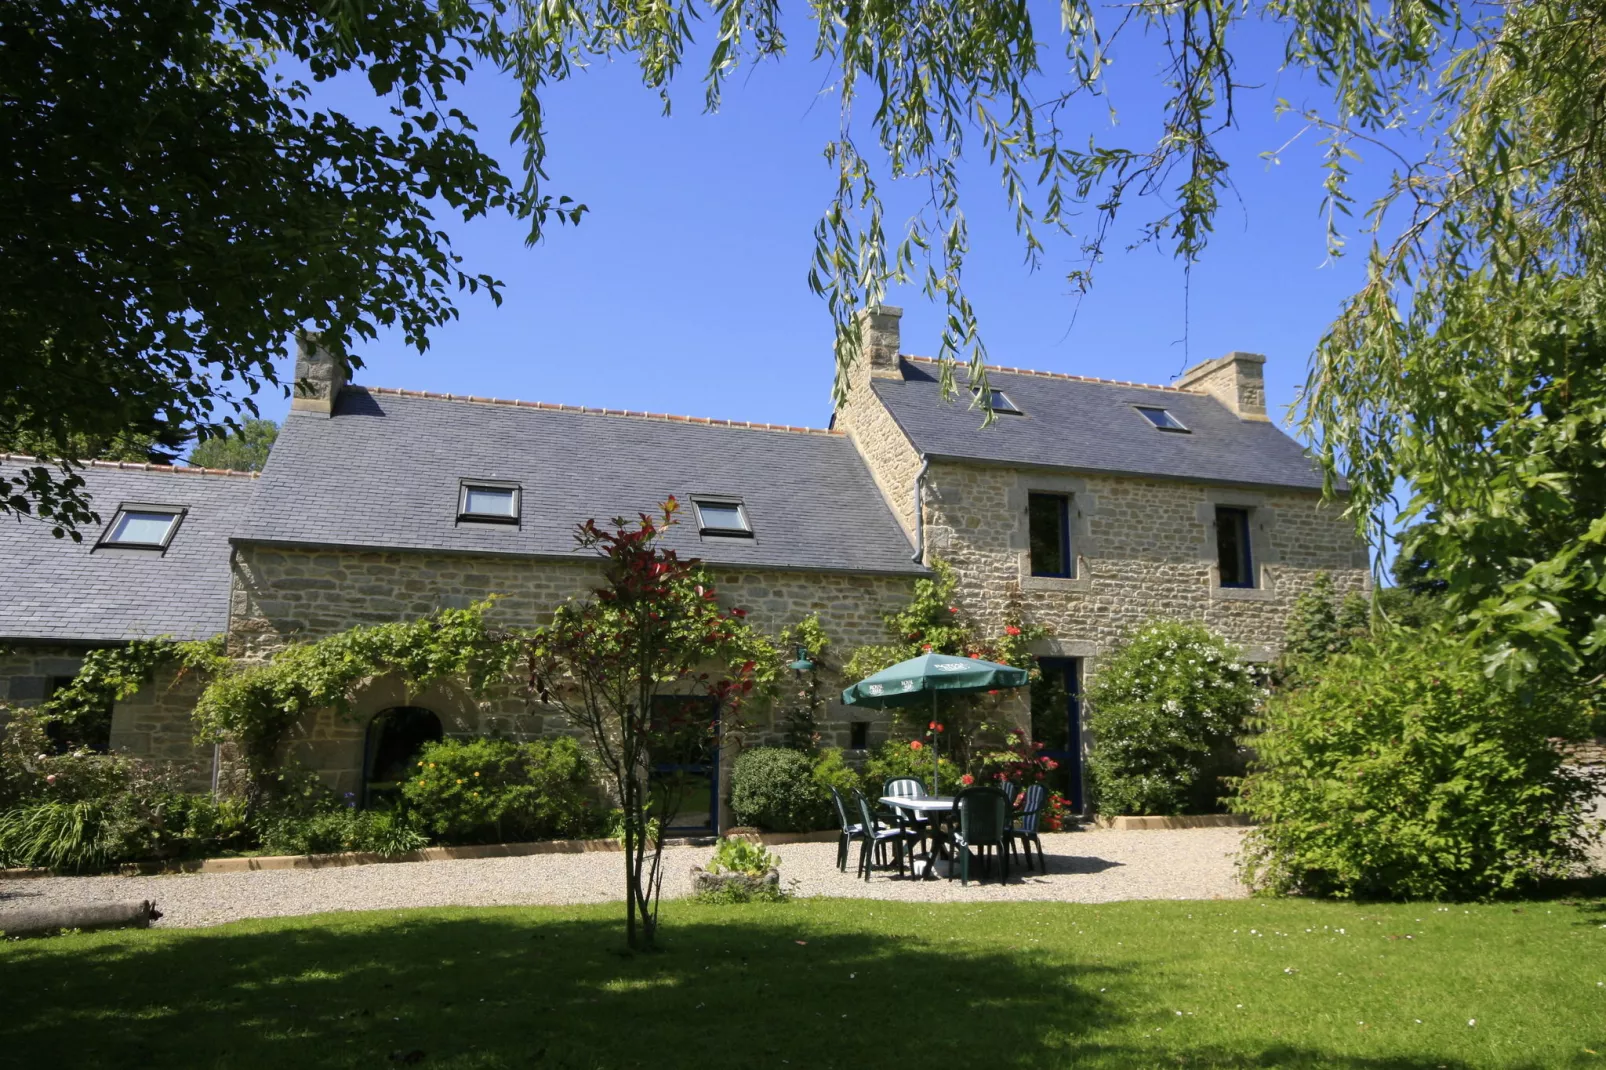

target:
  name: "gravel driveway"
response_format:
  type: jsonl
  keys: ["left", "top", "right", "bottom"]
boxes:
{"left": 0, "top": 828, "right": 1249, "bottom": 930}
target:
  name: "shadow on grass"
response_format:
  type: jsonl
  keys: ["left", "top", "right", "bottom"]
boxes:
{"left": 0, "top": 904, "right": 1551, "bottom": 1070}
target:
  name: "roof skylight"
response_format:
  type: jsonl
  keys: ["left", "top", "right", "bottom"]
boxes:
{"left": 459, "top": 482, "right": 520, "bottom": 524}
{"left": 99, "top": 506, "right": 183, "bottom": 549}
{"left": 973, "top": 387, "right": 1022, "bottom": 415}
{"left": 693, "top": 498, "right": 752, "bottom": 537}
{"left": 1136, "top": 406, "right": 1189, "bottom": 433}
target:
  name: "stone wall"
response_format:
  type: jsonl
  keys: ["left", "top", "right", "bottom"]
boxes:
{"left": 0, "top": 645, "right": 88, "bottom": 709}
{"left": 227, "top": 545, "right": 921, "bottom": 797}
{"left": 920, "top": 460, "right": 1371, "bottom": 669}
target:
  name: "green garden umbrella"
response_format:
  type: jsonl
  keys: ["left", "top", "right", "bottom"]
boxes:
{"left": 842, "top": 652, "right": 1030, "bottom": 793}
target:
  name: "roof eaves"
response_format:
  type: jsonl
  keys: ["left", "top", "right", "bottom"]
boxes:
{"left": 228, "top": 534, "right": 931, "bottom": 578}
{"left": 920, "top": 452, "right": 1339, "bottom": 495}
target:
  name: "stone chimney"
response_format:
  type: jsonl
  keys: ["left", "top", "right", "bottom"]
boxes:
{"left": 1176, "top": 351, "right": 1268, "bottom": 421}
{"left": 289, "top": 331, "right": 348, "bottom": 418}
{"left": 856, "top": 305, "right": 905, "bottom": 380}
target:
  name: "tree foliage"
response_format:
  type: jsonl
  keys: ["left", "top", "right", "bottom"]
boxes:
{"left": 0, "top": 0, "right": 567, "bottom": 536}
{"left": 187, "top": 419, "right": 279, "bottom": 473}
{"left": 523, "top": 500, "right": 770, "bottom": 949}
{"left": 1235, "top": 629, "right": 1603, "bottom": 900}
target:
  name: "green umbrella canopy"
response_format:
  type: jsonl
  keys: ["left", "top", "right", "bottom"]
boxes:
{"left": 841, "top": 652, "right": 1029, "bottom": 709}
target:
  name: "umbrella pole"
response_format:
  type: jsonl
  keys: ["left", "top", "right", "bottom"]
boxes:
{"left": 931, "top": 689, "right": 939, "bottom": 795}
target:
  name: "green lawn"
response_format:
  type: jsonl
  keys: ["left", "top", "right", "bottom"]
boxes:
{"left": 3, "top": 892, "right": 1604, "bottom": 1068}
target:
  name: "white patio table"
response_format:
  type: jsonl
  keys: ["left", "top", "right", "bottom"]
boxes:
{"left": 880, "top": 794, "right": 957, "bottom": 879}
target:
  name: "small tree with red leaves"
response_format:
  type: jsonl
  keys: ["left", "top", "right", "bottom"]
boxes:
{"left": 523, "top": 498, "right": 767, "bottom": 949}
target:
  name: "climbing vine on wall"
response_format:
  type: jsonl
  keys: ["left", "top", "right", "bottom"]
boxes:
{"left": 38, "top": 637, "right": 229, "bottom": 743}
{"left": 842, "top": 558, "right": 1049, "bottom": 768}
{"left": 192, "top": 602, "right": 523, "bottom": 787}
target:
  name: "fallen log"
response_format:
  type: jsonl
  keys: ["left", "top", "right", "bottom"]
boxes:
{"left": 0, "top": 899, "right": 162, "bottom": 937}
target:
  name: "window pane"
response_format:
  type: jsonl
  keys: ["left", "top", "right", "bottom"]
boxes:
{"left": 1138, "top": 406, "right": 1185, "bottom": 431}
{"left": 1028, "top": 494, "right": 1069, "bottom": 577}
{"left": 463, "top": 486, "right": 516, "bottom": 517}
{"left": 697, "top": 502, "right": 747, "bottom": 532}
{"left": 1217, "top": 507, "right": 1253, "bottom": 587}
{"left": 108, "top": 511, "right": 176, "bottom": 545}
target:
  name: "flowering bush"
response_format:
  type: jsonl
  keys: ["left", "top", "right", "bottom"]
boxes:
{"left": 977, "top": 729, "right": 1060, "bottom": 788}
{"left": 1235, "top": 629, "right": 1603, "bottom": 900}
{"left": 399, "top": 735, "right": 599, "bottom": 844}
{"left": 1085, "top": 621, "right": 1262, "bottom": 816}
{"left": 861, "top": 738, "right": 963, "bottom": 795}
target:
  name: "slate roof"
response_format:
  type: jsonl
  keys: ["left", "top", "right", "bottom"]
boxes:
{"left": 0, "top": 460, "right": 259, "bottom": 642}
{"left": 871, "top": 359, "right": 1331, "bottom": 492}
{"left": 234, "top": 387, "right": 923, "bottom": 575}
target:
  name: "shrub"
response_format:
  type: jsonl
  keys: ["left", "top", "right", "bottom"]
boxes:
{"left": 810, "top": 748, "right": 862, "bottom": 804}
{"left": 399, "top": 735, "right": 598, "bottom": 844}
{"left": 256, "top": 805, "right": 427, "bottom": 857}
{"left": 1085, "top": 620, "right": 1262, "bottom": 816}
{"left": 729, "top": 747, "right": 831, "bottom": 831}
{"left": 1235, "top": 630, "right": 1603, "bottom": 900}
{"left": 862, "top": 738, "right": 963, "bottom": 796}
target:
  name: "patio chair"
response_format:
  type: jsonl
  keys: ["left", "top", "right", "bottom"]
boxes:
{"left": 998, "top": 779, "right": 1016, "bottom": 808}
{"left": 1006, "top": 783, "right": 1048, "bottom": 872}
{"left": 949, "top": 786, "right": 1011, "bottom": 886}
{"left": 880, "top": 775, "right": 932, "bottom": 830}
{"left": 853, "top": 791, "right": 919, "bottom": 881}
{"left": 830, "top": 787, "right": 866, "bottom": 872}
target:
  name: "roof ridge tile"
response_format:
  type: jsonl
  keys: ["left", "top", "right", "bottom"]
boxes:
{"left": 0, "top": 453, "right": 261, "bottom": 478}
{"left": 359, "top": 385, "right": 843, "bottom": 436}
{"left": 903, "top": 355, "right": 1199, "bottom": 393}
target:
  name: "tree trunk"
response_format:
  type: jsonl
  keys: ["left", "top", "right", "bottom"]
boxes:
{"left": 1, "top": 899, "right": 162, "bottom": 937}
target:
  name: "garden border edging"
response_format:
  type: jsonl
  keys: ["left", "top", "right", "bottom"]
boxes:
{"left": 1093, "top": 814, "right": 1252, "bottom": 830}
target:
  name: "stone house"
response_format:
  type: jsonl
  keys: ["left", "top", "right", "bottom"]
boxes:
{"left": 0, "top": 310, "right": 1369, "bottom": 829}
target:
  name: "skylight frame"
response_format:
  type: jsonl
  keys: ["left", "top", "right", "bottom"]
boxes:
{"left": 973, "top": 386, "right": 1023, "bottom": 415}
{"left": 691, "top": 497, "right": 753, "bottom": 538}
{"left": 457, "top": 480, "right": 522, "bottom": 525}
{"left": 1135, "top": 405, "right": 1190, "bottom": 433}
{"left": 97, "top": 504, "right": 186, "bottom": 550}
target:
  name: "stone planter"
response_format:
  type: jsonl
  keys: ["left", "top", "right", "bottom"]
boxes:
{"left": 689, "top": 865, "right": 781, "bottom": 897}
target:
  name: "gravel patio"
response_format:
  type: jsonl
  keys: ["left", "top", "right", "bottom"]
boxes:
{"left": 0, "top": 827, "right": 1250, "bottom": 929}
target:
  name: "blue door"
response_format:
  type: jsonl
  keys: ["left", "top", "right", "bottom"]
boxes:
{"left": 649, "top": 695, "right": 720, "bottom": 835}
{"left": 1031, "top": 658, "right": 1085, "bottom": 812}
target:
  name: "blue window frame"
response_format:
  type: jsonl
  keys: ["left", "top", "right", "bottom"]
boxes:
{"left": 1028, "top": 493, "right": 1073, "bottom": 578}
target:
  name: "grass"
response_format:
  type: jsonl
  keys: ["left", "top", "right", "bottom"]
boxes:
{"left": 2, "top": 892, "right": 1604, "bottom": 1068}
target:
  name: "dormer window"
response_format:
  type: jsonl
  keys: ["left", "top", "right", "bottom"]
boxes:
{"left": 98, "top": 505, "right": 184, "bottom": 549}
{"left": 1136, "top": 406, "right": 1189, "bottom": 432}
{"left": 693, "top": 498, "right": 752, "bottom": 537}
{"left": 458, "top": 481, "right": 520, "bottom": 524}
{"left": 974, "top": 387, "right": 1022, "bottom": 415}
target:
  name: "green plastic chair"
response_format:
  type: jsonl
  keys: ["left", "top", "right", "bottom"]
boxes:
{"left": 829, "top": 787, "right": 865, "bottom": 872}
{"left": 1007, "top": 783, "right": 1048, "bottom": 871}
{"left": 880, "top": 776, "right": 931, "bottom": 831}
{"left": 853, "top": 791, "right": 919, "bottom": 881}
{"left": 949, "top": 786, "right": 1011, "bottom": 886}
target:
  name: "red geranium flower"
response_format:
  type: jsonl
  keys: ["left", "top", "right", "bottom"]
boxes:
{"left": 909, "top": 740, "right": 923, "bottom": 751}
{"left": 960, "top": 774, "right": 975, "bottom": 786}
{"left": 1004, "top": 625, "right": 1021, "bottom": 636}
{"left": 928, "top": 722, "right": 944, "bottom": 733}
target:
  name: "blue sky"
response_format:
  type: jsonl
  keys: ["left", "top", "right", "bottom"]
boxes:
{"left": 254, "top": 7, "right": 1382, "bottom": 439}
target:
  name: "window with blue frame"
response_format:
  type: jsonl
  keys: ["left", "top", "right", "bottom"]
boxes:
{"left": 1028, "top": 493, "right": 1073, "bottom": 578}
{"left": 1216, "top": 506, "right": 1255, "bottom": 588}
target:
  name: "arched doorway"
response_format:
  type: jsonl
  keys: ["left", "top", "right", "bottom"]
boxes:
{"left": 363, "top": 706, "right": 443, "bottom": 807}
